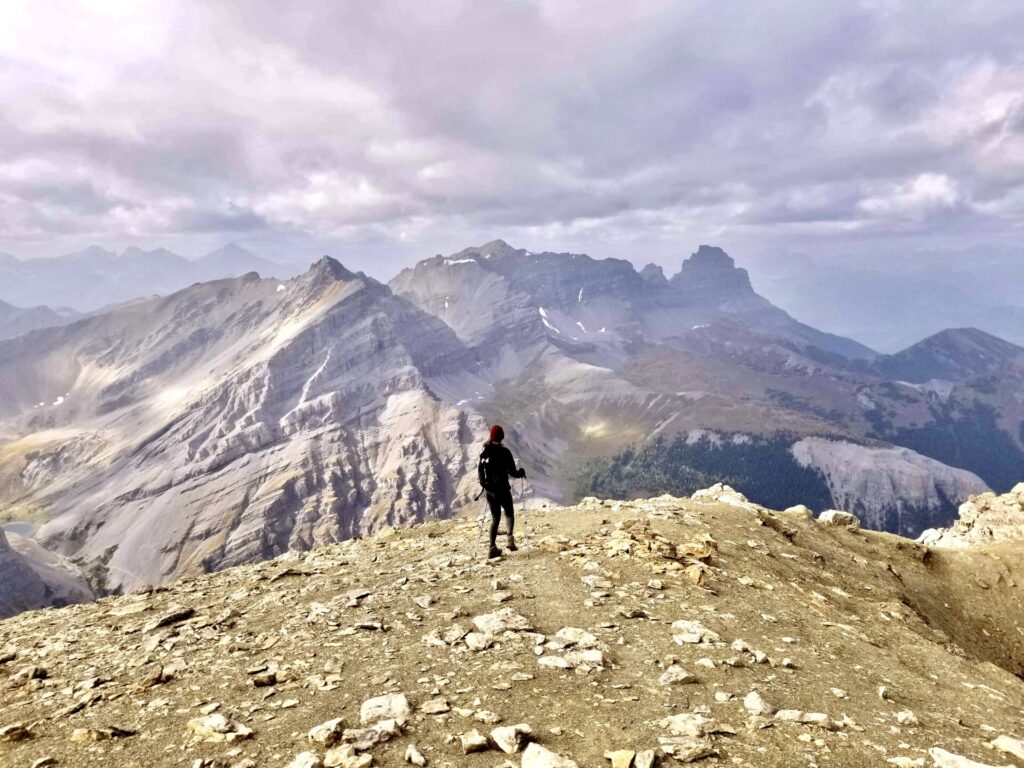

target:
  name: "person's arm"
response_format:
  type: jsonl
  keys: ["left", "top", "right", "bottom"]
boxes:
{"left": 505, "top": 447, "right": 526, "bottom": 479}
{"left": 478, "top": 451, "right": 488, "bottom": 488}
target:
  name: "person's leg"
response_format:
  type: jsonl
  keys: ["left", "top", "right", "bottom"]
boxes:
{"left": 501, "top": 488, "right": 516, "bottom": 549}
{"left": 486, "top": 492, "right": 502, "bottom": 553}
{"left": 502, "top": 490, "right": 515, "bottom": 537}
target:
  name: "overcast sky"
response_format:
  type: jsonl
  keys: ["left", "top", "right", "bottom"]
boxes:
{"left": 3, "top": 0, "right": 1024, "bottom": 277}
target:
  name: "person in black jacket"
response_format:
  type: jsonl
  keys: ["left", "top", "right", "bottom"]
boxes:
{"left": 478, "top": 424, "right": 526, "bottom": 559}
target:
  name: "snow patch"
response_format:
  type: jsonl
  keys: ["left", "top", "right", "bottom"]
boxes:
{"left": 538, "top": 307, "right": 561, "bottom": 334}
{"left": 444, "top": 258, "right": 478, "bottom": 266}
{"left": 276, "top": 284, "right": 286, "bottom": 292}
{"left": 578, "top": 287, "right": 584, "bottom": 303}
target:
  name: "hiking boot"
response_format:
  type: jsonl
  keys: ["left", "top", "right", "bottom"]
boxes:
{"left": 506, "top": 535, "right": 518, "bottom": 552}
{"left": 487, "top": 546, "right": 502, "bottom": 560}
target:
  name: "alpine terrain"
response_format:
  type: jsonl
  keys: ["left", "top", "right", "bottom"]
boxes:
{"left": 0, "top": 241, "right": 1021, "bottom": 615}
{"left": 1, "top": 486, "right": 1023, "bottom": 768}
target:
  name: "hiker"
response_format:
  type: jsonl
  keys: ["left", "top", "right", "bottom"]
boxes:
{"left": 478, "top": 424, "right": 526, "bottom": 559}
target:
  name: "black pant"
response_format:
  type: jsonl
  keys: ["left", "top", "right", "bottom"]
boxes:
{"left": 486, "top": 487, "right": 515, "bottom": 547}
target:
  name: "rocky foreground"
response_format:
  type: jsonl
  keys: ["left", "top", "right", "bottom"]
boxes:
{"left": 2, "top": 489, "right": 1024, "bottom": 768}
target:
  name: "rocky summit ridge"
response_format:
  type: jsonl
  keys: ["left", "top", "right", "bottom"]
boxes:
{"left": 2, "top": 488, "right": 1023, "bottom": 768}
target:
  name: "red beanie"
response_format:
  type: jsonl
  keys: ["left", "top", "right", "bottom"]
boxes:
{"left": 489, "top": 424, "right": 505, "bottom": 443}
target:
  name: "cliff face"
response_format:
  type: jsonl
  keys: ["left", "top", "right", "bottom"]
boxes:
{"left": 1, "top": 491, "right": 1022, "bottom": 768}
{"left": 918, "top": 483, "right": 1024, "bottom": 548}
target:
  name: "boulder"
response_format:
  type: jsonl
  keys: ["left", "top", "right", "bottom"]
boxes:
{"left": 359, "top": 693, "right": 411, "bottom": 724}
{"left": 818, "top": 510, "right": 861, "bottom": 529}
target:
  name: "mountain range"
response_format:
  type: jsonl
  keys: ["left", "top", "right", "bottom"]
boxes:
{"left": 0, "top": 243, "right": 287, "bottom": 312}
{"left": 0, "top": 299, "right": 80, "bottom": 341}
{"left": 0, "top": 240, "right": 1021, "bottom": 610}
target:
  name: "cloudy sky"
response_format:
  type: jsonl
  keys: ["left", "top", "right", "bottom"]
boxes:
{"left": 3, "top": 0, "right": 1024, "bottom": 276}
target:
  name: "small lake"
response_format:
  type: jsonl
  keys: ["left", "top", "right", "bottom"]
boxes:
{"left": 2, "top": 522, "right": 37, "bottom": 537}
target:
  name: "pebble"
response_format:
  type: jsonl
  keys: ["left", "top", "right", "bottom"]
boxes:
{"left": 324, "top": 744, "right": 373, "bottom": 768}
{"left": 658, "top": 665, "right": 697, "bottom": 685}
{"left": 0, "top": 723, "right": 31, "bottom": 742}
{"left": 491, "top": 723, "right": 532, "bottom": 753}
{"left": 308, "top": 717, "right": 346, "bottom": 746}
{"left": 287, "top": 752, "right": 323, "bottom": 768}
{"left": 604, "top": 749, "right": 635, "bottom": 768}
{"left": 743, "top": 690, "right": 776, "bottom": 716}
{"left": 405, "top": 744, "right": 428, "bottom": 766}
{"left": 186, "top": 714, "right": 252, "bottom": 742}
{"left": 459, "top": 728, "right": 489, "bottom": 754}
{"left": 522, "top": 742, "right": 579, "bottom": 768}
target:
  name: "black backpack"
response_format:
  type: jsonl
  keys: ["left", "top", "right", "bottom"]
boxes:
{"left": 478, "top": 444, "right": 502, "bottom": 489}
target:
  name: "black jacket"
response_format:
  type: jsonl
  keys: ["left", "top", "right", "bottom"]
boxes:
{"left": 478, "top": 442, "right": 525, "bottom": 491}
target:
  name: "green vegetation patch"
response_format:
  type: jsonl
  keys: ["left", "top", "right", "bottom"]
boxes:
{"left": 576, "top": 432, "right": 833, "bottom": 513}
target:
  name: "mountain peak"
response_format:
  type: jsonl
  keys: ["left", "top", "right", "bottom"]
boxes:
{"left": 69, "top": 245, "right": 117, "bottom": 261}
{"left": 213, "top": 241, "right": 252, "bottom": 256}
{"left": 640, "top": 263, "right": 667, "bottom": 284}
{"left": 305, "top": 255, "right": 359, "bottom": 283}
{"left": 877, "top": 326, "right": 1024, "bottom": 382}
{"left": 120, "top": 246, "right": 184, "bottom": 261}
{"left": 688, "top": 244, "right": 736, "bottom": 268}
{"left": 451, "top": 239, "right": 523, "bottom": 261}
{"left": 670, "top": 244, "right": 754, "bottom": 298}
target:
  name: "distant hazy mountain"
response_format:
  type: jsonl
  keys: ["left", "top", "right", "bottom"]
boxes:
{"left": 752, "top": 253, "right": 1024, "bottom": 351}
{"left": 0, "top": 241, "right": 1020, "bottom": 600}
{"left": 0, "top": 298, "right": 80, "bottom": 341}
{"left": 874, "top": 328, "right": 1024, "bottom": 383}
{"left": 0, "top": 243, "right": 289, "bottom": 312}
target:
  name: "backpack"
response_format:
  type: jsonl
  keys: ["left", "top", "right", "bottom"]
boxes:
{"left": 478, "top": 444, "right": 502, "bottom": 490}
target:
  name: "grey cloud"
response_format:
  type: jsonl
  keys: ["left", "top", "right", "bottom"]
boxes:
{"left": 2, "top": 0, "right": 1024, "bottom": 270}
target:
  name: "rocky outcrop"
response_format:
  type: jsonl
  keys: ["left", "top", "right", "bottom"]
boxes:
{"left": 918, "top": 484, "right": 1024, "bottom": 548}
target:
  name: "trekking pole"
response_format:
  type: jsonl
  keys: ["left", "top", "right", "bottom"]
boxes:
{"left": 473, "top": 488, "right": 486, "bottom": 559}
{"left": 520, "top": 476, "right": 529, "bottom": 548}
